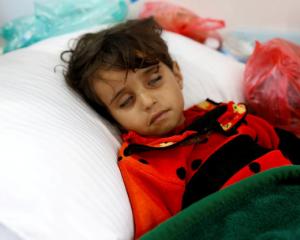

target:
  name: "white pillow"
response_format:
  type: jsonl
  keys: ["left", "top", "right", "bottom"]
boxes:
{"left": 0, "top": 27, "right": 244, "bottom": 240}
{"left": 164, "top": 33, "right": 245, "bottom": 107}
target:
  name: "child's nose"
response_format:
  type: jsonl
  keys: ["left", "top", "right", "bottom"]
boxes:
{"left": 139, "top": 92, "right": 157, "bottom": 110}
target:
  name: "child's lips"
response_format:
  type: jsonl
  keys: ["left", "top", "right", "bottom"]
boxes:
{"left": 149, "top": 109, "right": 170, "bottom": 125}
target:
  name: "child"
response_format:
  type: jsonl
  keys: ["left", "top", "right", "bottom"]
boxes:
{"left": 61, "top": 18, "right": 299, "bottom": 239}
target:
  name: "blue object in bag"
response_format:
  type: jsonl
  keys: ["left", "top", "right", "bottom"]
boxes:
{"left": 0, "top": 0, "right": 128, "bottom": 53}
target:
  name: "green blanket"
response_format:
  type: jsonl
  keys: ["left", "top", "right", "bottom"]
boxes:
{"left": 142, "top": 166, "right": 300, "bottom": 240}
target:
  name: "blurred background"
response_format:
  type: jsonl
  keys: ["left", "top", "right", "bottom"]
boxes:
{"left": 1, "top": 0, "right": 299, "bottom": 30}
{"left": 0, "top": 0, "right": 299, "bottom": 58}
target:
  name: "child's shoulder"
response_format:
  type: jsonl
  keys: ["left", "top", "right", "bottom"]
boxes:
{"left": 186, "top": 99, "right": 221, "bottom": 113}
{"left": 188, "top": 99, "right": 246, "bottom": 115}
{"left": 185, "top": 99, "right": 247, "bottom": 134}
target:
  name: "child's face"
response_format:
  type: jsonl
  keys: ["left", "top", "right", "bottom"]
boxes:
{"left": 93, "top": 61, "right": 185, "bottom": 136}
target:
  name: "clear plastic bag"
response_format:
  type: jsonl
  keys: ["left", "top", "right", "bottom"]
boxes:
{"left": 0, "top": 16, "right": 39, "bottom": 52}
{"left": 0, "top": 0, "right": 128, "bottom": 53}
{"left": 244, "top": 38, "right": 300, "bottom": 136}
{"left": 139, "top": 1, "right": 225, "bottom": 46}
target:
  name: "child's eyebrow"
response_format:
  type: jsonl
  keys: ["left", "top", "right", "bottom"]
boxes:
{"left": 110, "top": 88, "right": 126, "bottom": 105}
{"left": 142, "top": 64, "right": 159, "bottom": 75}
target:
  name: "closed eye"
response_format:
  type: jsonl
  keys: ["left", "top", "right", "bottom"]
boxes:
{"left": 148, "top": 76, "right": 162, "bottom": 86}
{"left": 119, "top": 95, "right": 134, "bottom": 108}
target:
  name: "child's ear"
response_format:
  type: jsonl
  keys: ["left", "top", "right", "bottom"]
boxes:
{"left": 172, "top": 61, "right": 183, "bottom": 89}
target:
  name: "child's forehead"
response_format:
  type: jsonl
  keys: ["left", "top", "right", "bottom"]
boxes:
{"left": 95, "top": 63, "right": 160, "bottom": 83}
{"left": 97, "top": 68, "right": 128, "bottom": 83}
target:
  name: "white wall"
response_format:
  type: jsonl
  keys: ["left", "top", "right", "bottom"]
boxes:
{"left": 0, "top": 0, "right": 299, "bottom": 31}
{"left": 170, "top": 0, "right": 300, "bottom": 31}
{"left": 0, "top": 0, "right": 34, "bottom": 26}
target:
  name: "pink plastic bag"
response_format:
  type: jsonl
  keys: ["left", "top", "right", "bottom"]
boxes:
{"left": 244, "top": 38, "right": 300, "bottom": 136}
{"left": 139, "top": 1, "right": 225, "bottom": 44}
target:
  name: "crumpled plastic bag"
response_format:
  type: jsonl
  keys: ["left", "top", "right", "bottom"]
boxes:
{"left": 139, "top": 1, "right": 225, "bottom": 46}
{"left": 0, "top": 0, "right": 128, "bottom": 53}
{"left": 244, "top": 38, "right": 300, "bottom": 137}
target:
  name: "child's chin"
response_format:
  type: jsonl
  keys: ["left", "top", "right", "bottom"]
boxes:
{"left": 146, "top": 125, "right": 176, "bottom": 137}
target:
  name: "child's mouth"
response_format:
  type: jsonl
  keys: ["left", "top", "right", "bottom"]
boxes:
{"left": 149, "top": 109, "right": 170, "bottom": 125}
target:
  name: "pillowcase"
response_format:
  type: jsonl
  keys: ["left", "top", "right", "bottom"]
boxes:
{"left": 163, "top": 32, "right": 245, "bottom": 107}
{"left": 0, "top": 26, "right": 244, "bottom": 240}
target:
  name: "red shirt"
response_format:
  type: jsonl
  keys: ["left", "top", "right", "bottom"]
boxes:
{"left": 117, "top": 100, "right": 292, "bottom": 239}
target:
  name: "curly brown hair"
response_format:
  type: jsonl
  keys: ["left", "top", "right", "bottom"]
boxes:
{"left": 60, "top": 17, "right": 174, "bottom": 125}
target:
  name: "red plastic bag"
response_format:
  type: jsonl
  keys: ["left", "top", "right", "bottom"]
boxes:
{"left": 139, "top": 1, "right": 225, "bottom": 45}
{"left": 244, "top": 38, "right": 300, "bottom": 137}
